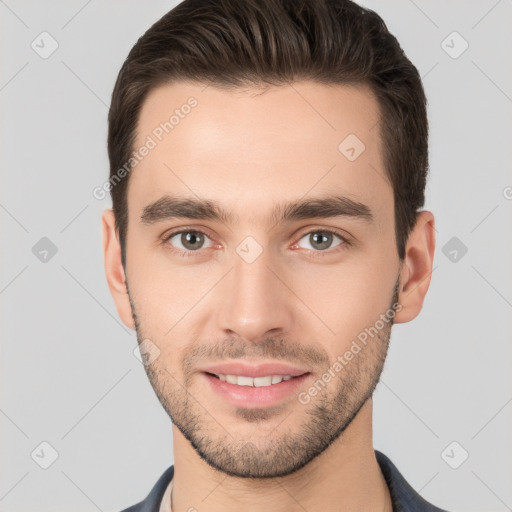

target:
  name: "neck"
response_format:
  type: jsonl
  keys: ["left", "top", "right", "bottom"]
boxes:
{"left": 170, "top": 399, "right": 392, "bottom": 512}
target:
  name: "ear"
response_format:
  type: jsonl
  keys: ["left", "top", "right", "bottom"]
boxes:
{"left": 101, "top": 209, "right": 135, "bottom": 330}
{"left": 394, "top": 210, "right": 436, "bottom": 323}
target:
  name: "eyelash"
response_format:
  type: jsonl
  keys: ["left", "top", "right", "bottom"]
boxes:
{"left": 160, "top": 227, "right": 352, "bottom": 259}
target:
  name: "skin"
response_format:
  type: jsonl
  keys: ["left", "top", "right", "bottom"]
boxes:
{"left": 102, "top": 80, "right": 436, "bottom": 512}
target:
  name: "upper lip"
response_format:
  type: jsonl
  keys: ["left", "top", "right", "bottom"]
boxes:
{"left": 200, "top": 361, "right": 310, "bottom": 378}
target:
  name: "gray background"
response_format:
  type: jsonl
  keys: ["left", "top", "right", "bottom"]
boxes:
{"left": 1, "top": 1, "right": 511, "bottom": 511}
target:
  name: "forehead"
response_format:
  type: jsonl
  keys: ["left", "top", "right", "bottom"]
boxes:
{"left": 128, "top": 80, "right": 391, "bottom": 229}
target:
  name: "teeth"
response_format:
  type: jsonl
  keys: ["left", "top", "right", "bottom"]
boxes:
{"left": 216, "top": 374, "right": 295, "bottom": 387}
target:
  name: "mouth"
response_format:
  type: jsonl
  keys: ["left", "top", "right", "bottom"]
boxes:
{"left": 202, "top": 371, "right": 312, "bottom": 409}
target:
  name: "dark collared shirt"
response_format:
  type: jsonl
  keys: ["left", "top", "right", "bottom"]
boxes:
{"left": 120, "top": 449, "right": 450, "bottom": 512}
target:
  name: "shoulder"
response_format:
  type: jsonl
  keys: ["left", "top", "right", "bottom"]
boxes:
{"left": 375, "top": 450, "right": 451, "bottom": 512}
{"left": 119, "top": 465, "right": 175, "bottom": 512}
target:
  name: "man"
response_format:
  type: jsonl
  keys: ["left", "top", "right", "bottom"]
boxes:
{"left": 102, "top": 0, "right": 447, "bottom": 510}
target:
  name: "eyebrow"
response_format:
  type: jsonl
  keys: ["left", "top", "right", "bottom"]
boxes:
{"left": 140, "top": 194, "right": 374, "bottom": 227}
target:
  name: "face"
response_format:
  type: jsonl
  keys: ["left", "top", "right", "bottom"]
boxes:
{"left": 111, "top": 81, "right": 407, "bottom": 478}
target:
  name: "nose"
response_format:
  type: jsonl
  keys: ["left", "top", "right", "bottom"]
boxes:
{"left": 214, "top": 246, "right": 294, "bottom": 343}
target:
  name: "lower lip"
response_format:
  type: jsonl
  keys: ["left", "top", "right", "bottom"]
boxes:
{"left": 202, "top": 372, "right": 312, "bottom": 409}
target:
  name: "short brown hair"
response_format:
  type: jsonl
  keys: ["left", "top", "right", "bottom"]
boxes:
{"left": 108, "top": 0, "right": 429, "bottom": 268}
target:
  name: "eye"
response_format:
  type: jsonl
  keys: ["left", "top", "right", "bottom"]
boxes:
{"left": 164, "top": 229, "right": 213, "bottom": 253}
{"left": 294, "top": 229, "right": 349, "bottom": 253}
{"left": 161, "top": 227, "right": 350, "bottom": 258}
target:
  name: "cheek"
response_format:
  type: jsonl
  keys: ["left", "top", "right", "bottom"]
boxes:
{"left": 298, "top": 269, "right": 373, "bottom": 342}
{"left": 287, "top": 252, "right": 395, "bottom": 343}
{"left": 128, "top": 251, "right": 215, "bottom": 342}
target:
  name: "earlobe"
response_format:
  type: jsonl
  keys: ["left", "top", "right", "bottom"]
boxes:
{"left": 394, "top": 211, "right": 436, "bottom": 324}
{"left": 101, "top": 209, "right": 135, "bottom": 330}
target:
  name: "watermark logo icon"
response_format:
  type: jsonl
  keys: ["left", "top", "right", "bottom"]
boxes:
{"left": 134, "top": 339, "right": 161, "bottom": 366}
{"left": 31, "top": 441, "right": 59, "bottom": 469}
{"left": 32, "top": 237, "right": 58, "bottom": 263}
{"left": 338, "top": 133, "right": 366, "bottom": 162}
{"left": 441, "top": 31, "right": 469, "bottom": 59}
{"left": 441, "top": 441, "right": 469, "bottom": 469}
{"left": 236, "top": 236, "right": 263, "bottom": 264}
{"left": 442, "top": 236, "right": 468, "bottom": 263}
{"left": 31, "top": 31, "right": 59, "bottom": 59}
